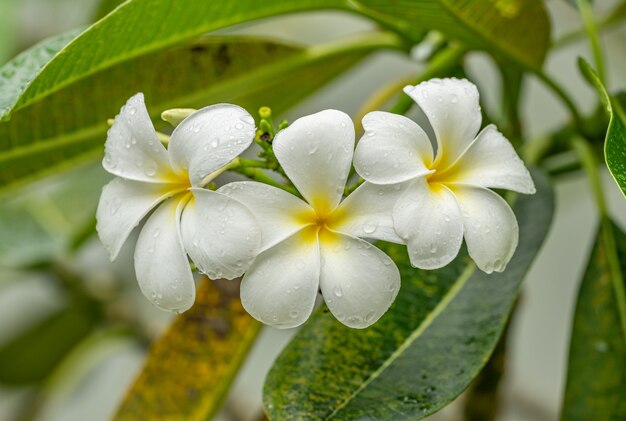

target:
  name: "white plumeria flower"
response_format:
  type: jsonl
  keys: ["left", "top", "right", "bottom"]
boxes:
{"left": 220, "top": 110, "right": 404, "bottom": 329}
{"left": 354, "top": 78, "right": 535, "bottom": 273}
{"left": 96, "top": 93, "right": 261, "bottom": 312}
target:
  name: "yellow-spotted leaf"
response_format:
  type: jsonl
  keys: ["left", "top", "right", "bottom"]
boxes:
{"left": 114, "top": 278, "right": 260, "bottom": 421}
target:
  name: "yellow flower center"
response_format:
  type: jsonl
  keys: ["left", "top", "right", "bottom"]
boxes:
{"left": 295, "top": 198, "right": 345, "bottom": 245}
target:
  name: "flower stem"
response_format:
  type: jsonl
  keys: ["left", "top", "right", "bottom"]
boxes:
{"left": 576, "top": 0, "right": 606, "bottom": 84}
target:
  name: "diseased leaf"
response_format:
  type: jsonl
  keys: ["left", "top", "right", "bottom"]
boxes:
{"left": 0, "top": 36, "right": 370, "bottom": 193}
{"left": 114, "top": 278, "right": 260, "bottom": 421}
{"left": 2, "top": 0, "right": 549, "bottom": 120}
{"left": 561, "top": 220, "right": 626, "bottom": 420}
{"left": 578, "top": 58, "right": 626, "bottom": 199}
{"left": 0, "top": 303, "right": 100, "bottom": 385}
{"left": 263, "top": 170, "right": 554, "bottom": 420}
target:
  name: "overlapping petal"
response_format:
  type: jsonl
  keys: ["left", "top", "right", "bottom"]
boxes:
{"left": 443, "top": 125, "right": 536, "bottom": 194}
{"left": 103, "top": 93, "right": 177, "bottom": 183}
{"left": 319, "top": 233, "right": 400, "bottom": 328}
{"left": 134, "top": 196, "right": 196, "bottom": 313}
{"left": 168, "top": 104, "right": 256, "bottom": 186}
{"left": 180, "top": 188, "right": 261, "bottom": 280}
{"left": 404, "top": 78, "right": 481, "bottom": 170}
{"left": 218, "top": 181, "right": 312, "bottom": 251}
{"left": 393, "top": 179, "right": 464, "bottom": 269}
{"left": 354, "top": 111, "right": 433, "bottom": 184}
{"left": 331, "top": 182, "right": 407, "bottom": 244}
{"left": 454, "top": 186, "right": 519, "bottom": 273}
{"left": 273, "top": 109, "right": 354, "bottom": 211}
{"left": 96, "top": 178, "right": 181, "bottom": 261}
{"left": 241, "top": 230, "right": 320, "bottom": 329}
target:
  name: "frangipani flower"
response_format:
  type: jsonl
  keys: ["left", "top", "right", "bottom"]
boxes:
{"left": 96, "top": 93, "right": 261, "bottom": 312}
{"left": 354, "top": 78, "right": 535, "bottom": 273}
{"left": 220, "top": 110, "right": 403, "bottom": 329}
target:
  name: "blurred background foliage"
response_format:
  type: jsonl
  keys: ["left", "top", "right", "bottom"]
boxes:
{"left": 0, "top": 0, "right": 625, "bottom": 420}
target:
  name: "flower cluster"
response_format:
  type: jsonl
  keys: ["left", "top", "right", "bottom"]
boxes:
{"left": 96, "top": 78, "right": 534, "bottom": 328}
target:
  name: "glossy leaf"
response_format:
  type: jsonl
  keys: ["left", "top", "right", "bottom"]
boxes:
{"left": 93, "top": 0, "right": 127, "bottom": 20}
{"left": 114, "top": 278, "right": 261, "bottom": 421}
{"left": 0, "top": 303, "right": 100, "bottom": 385}
{"left": 562, "top": 220, "right": 626, "bottom": 419}
{"left": 0, "top": 35, "right": 371, "bottom": 193}
{"left": 2, "top": 0, "right": 549, "bottom": 119}
{"left": 264, "top": 170, "right": 554, "bottom": 420}
{"left": 578, "top": 58, "right": 626, "bottom": 199}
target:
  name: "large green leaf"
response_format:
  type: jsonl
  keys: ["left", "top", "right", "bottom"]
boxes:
{"left": 561, "top": 220, "right": 626, "bottom": 420}
{"left": 578, "top": 58, "right": 626, "bottom": 198}
{"left": 0, "top": 35, "right": 373, "bottom": 193}
{"left": 0, "top": 302, "right": 100, "bottom": 385}
{"left": 114, "top": 278, "right": 260, "bottom": 421}
{"left": 2, "top": 0, "right": 549, "bottom": 119}
{"left": 263, "top": 170, "right": 554, "bottom": 420}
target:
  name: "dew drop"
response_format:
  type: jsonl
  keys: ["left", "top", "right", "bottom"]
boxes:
{"left": 363, "top": 220, "right": 378, "bottom": 234}
{"left": 152, "top": 228, "right": 161, "bottom": 238}
{"left": 334, "top": 284, "right": 343, "bottom": 297}
{"left": 235, "top": 122, "right": 244, "bottom": 130}
{"left": 289, "top": 310, "right": 299, "bottom": 319}
{"left": 144, "top": 161, "right": 157, "bottom": 177}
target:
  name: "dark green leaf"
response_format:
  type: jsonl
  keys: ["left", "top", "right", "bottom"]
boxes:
{"left": 264, "top": 170, "right": 554, "bottom": 420}
{"left": 114, "top": 278, "right": 260, "bottom": 421}
{"left": 93, "top": 0, "right": 127, "bottom": 20}
{"left": 0, "top": 304, "right": 100, "bottom": 385}
{"left": 0, "top": 35, "right": 371, "bottom": 193}
{"left": 561, "top": 220, "right": 626, "bottom": 420}
{"left": 2, "top": 0, "right": 549, "bottom": 120}
{"left": 578, "top": 58, "right": 626, "bottom": 199}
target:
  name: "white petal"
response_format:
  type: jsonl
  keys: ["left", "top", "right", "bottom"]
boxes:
{"left": 404, "top": 78, "right": 481, "bottom": 170}
{"left": 319, "top": 233, "right": 400, "bottom": 328}
{"left": 134, "top": 197, "right": 195, "bottom": 313}
{"left": 393, "top": 179, "right": 464, "bottom": 269}
{"left": 96, "top": 178, "right": 179, "bottom": 261}
{"left": 354, "top": 111, "right": 433, "bottom": 184}
{"left": 454, "top": 186, "right": 519, "bottom": 274}
{"left": 180, "top": 189, "right": 261, "bottom": 280}
{"left": 273, "top": 109, "right": 354, "bottom": 211}
{"left": 444, "top": 125, "right": 536, "bottom": 194}
{"left": 168, "top": 104, "right": 256, "bottom": 186}
{"left": 103, "top": 93, "right": 177, "bottom": 183}
{"left": 218, "top": 181, "right": 311, "bottom": 251}
{"left": 241, "top": 231, "right": 320, "bottom": 329}
{"left": 331, "top": 182, "right": 407, "bottom": 243}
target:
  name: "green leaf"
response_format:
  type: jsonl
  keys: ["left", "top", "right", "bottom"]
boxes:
{"left": 1, "top": 0, "right": 549, "bottom": 120}
{"left": 263, "top": 170, "right": 554, "bottom": 420}
{"left": 562, "top": 220, "right": 626, "bottom": 420}
{"left": 578, "top": 58, "right": 626, "bottom": 199}
{"left": 92, "top": 0, "right": 128, "bottom": 20}
{"left": 0, "top": 303, "right": 100, "bottom": 385}
{"left": 0, "top": 35, "right": 373, "bottom": 194}
{"left": 0, "top": 28, "right": 81, "bottom": 117}
{"left": 114, "top": 278, "right": 260, "bottom": 421}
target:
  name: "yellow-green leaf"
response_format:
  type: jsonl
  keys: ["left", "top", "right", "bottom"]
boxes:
{"left": 114, "top": 277, "right": 260, "bottom": 421}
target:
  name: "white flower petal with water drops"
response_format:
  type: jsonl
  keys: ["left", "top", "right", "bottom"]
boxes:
{"left": 103, "top": 93, "right": 177, "bottom": 183}
{"left": 273, "top": 109, "right": 354, "bottom": 211}
{"left": 218, "top": 181, "right": 313, "bottom": 251}
{"left": 134, "top": 197, "right": 196, "bottom": 313}
{"left": 319, "top": 233, "right": 400, "bottom": 328}
{"left": 180, "top": 188, "right": 261, "bottom": 280}
{"left": 354, "top": 111, "right": 433, "bottom": 184}
{"left": 454, "top": 186, "right": 519, "bottom": 273}
{"left": 229, "top": 110, "right": 402, "bottom": 329}
{"left": 241, "top": 230, "right": 321, "bottom": 329}
{"left": 168, "top": 104, "right": 256, "bottom": 186}
{"left": 96, "top": 178, "right": 182, "bottom": 261}
{"left": 355, "top": 78, "right": 534, "bottom": 273}
{"left": 96, "top": 94, "right": 261, "bottom": 313}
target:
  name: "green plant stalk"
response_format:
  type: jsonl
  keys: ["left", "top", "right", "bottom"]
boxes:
{"left": 533, "top": 70, "right": 585, "bottom": 133}
{"left": 576, "top": 0, "right": 606, "bottom": 84}
{"left": 571, "top": 135, "right": 626, "bottom": 345}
